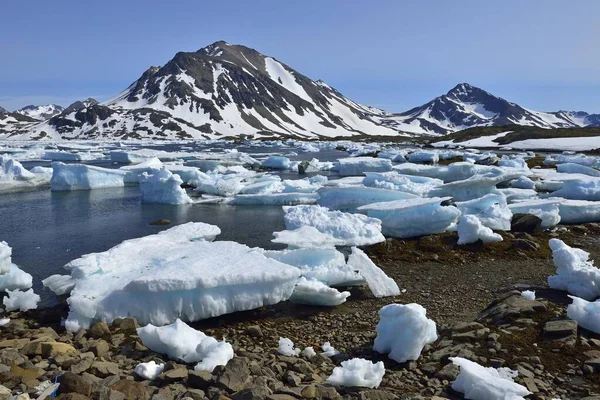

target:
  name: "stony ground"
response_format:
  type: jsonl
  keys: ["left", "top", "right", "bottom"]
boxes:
{"left": 1, "top": 224, "right": 600, "bottom": 399}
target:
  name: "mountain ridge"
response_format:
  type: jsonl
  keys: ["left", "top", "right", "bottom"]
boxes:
{"left": 1, "top": 42, "right": 599, "bottom": 140}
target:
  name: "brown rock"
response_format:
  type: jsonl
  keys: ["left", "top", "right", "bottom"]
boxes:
{"left": 41, "top": 342, "right": 78, "bottom": 358}
{"left": 110, "top": 380, "right": 148, "bottom": 400}
{"left": 88, "top": 322, "right": 110, "bottom": 339}
{"left": 57, "top": 372, "right": 93, "bottom": 396}
{"left": 89, "top": 340, "right": 110, "bottom": 357}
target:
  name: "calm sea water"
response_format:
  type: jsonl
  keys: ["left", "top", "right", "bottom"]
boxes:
{"left": 0, "top": 144, "right": 348, "bottom": 306}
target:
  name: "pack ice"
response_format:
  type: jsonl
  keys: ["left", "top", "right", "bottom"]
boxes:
{"left": 52, "top": 222, "right": 301, "bottom": 331}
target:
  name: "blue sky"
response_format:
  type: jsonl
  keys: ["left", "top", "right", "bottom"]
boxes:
{"left": 1, "top": 0, "right": 599, "bottom": 112}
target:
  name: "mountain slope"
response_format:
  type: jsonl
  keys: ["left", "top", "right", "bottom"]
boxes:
{"left": 379, "top": 83, "right": 600, "bottom": 136}
{"left": 15, "top": 104, "right": 64, "bottom": 120}
{"left": 2, "top": 41, "right": 399, "bottom": 140}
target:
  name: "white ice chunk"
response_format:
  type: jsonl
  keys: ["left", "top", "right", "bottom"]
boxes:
{"left": 278, "top": 337, "right": 300, "bottom": 356}
{"left": 0, "top": 318, "right": 9, "bottom": 326}
{"left": 227, "top": 192, "right": 318, "bottom": 206}
{"left": 567, "top": 295, "right": 600, "bottom": 333}
{"left": 134, "top": 361, "right": 165, "bottom": 380}
{"left": 321, "top": 342, "right": 340, "bottom": 357}
{"left": 272, "top": 226, "right": 346, "bottom": 249}
{"left": 61, "top": 223, "right": 300, "bottom": 330}
{"left": 450, "top": 357, "right": 531, "bottom": 400}
{"left": 373, "top": 303, "right": 437, "bottom": 363}
{"left": 317, "top": 187, "right": 417, "bottom": 212}
{"left": 548, "top": 178, "right": 600, "bottom": 201}
{"left": 139, "top": 168, "right": 193, "bottom": 205}
{"left": 326, "top": 358, "right": 385, "bottom": 389}
{"left": 457, "top": 215, "right": 503, "bottom": 245}
{"left": 429, "top": 169, "right": 520, "bottom": 201}
{"left": 0, "top": 157, "right": 51, "bottom": 193}
{"left": 283, "top": 205, "right": 384, "bottom": 246}
{"left": 362, "top": 171, "right": 442, "bottom": 196}
{"left": 0, "top": 263, "right": 33, "bottom": 292}
{"left": 548, "top": 239, "right": 600, "bottom": 300}
{"left": 289, "top": 277, "right": 350, "bottom": 306}
{"left": 521, "top": 290, "right": 536, "bottom": 301}
{"left": 557, "top": 199, "right": 600, "bottom": 224}
{"left": 302, "top": 346, "right": 316, "bottom": 358}
{"left": 3, "top": 289, "right": 40, "bottom": 312}
{"left": 263, "top": 248, "right": 364, "bottom": 286}
{"left": 0, "top": 242, "right": 11, "bottom": 275}
{"left": 557, "top": 163, "right": 600, "bottom": 177}
{"left": 508, "top": 199, "right": 562, "bottom": 229}
{"left": 50, "top": 162, "right": 128, "bottom": 191}
{"left": 358, "top": 197, "right": 461, "bottom": 238}
{"left": 456, "top": 194, "right": 512, "bottom": 231}
{"left": 262, "top": 156, "right": 292, "bottom": 170}
{"left": 338, "top": 157, "right": 392, "bottom": 177}
{"left": 137, "top": 319, "right": 233, "bottom": 372}
{"left": 347, "top": 247, "right": 400, "bottom": 298}
{"left": 42, "top": 274, "right": 76, "bottom": 296}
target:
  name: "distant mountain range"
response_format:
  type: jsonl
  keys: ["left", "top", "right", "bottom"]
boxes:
{"left": 1, "top": 41, "right": 599, "bottom": 140}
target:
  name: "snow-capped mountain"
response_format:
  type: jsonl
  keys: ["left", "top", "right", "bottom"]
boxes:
{"left": 62, "top": 98, "right": 99, "bottom": 114}
{"left": 15, "top": 104, "right": 64, "bottom": 120}
{"left": 379, "top": 83, "right": 600, "bottom": 136}
{"left": 2, "top": 41, "right": 399, "bottom": 140}
{"left": 0, "top": 105, "right": 7, "bottom": 114}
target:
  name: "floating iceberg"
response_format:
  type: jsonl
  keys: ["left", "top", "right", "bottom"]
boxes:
{"left": 262, "top": 156, "right": 292, "bottom": 170}
{"left": 60, "top": 222, "right": 300, "bottom": 331}
{"left": 358, "top": 197, "right": 461, "bottom": 238}
{"left": 373, "top": 303, "right": 437, "bottom": 363}
{"left": 338, "top": 157, "right": 392, "bottom": 177}
{"left": 457, "top": 215, "right": 503, "bottom": 245}
{"left": 567, "top": 296, "right": 600, "bottom": 334}
{"left": 450, "top": 357, "right": 531, "bottom": 400}
{"left": 0, "top": 157, "right": 51, "bottom": 193}
{"left": 3, "top": 288, "right": 40, "bottom": 312}
{"left": 42, "top": 274, "right": 76, "bottom": 296}
{"left": 317, "top": 187, "right": 417, "bottom": 212}
{"left": 407, "top": 150, "right": 439, "bottom": 164}
{"left": 283, "top": 205, "right": 385, "bottom": 246}
{"left": 347, "top": 247, "right": 400, "bottom": 298}
{"left": 137, "top": 319, "right": 233, "bottom": 372}
{"left": 227, "top": 192, "right": 317, "bottom": 206}
{"left": 0, "top": 263, "right": 33, "bottom": 292}
{"left": 429, "top": 170, "right": 519, "bottom": 201}
{"left": 289, "top": 277, "right": 350, "bottom": 306}
{"left": 50, "top": 162, "right": 129, "bottom": 191}
{"left": 548, "top": 239, "right": 600, "bottom": 300}
{"left": 393, "top": 162, "right": 498, "bottom": 183}
{"left": 556, "top": 163, "right": 600, "bottom": 177}
{"left": 139, "top": 168, "right": 193, "bottom": 205}
{"left": 326, "top": 358, "right": 385, "bottom": 389}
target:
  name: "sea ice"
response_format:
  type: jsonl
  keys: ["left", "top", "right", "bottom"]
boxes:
{"left": 317, "top": 186, "right": 418, "bottom": 212}
{"left": 263, "top": 248, "right": 365, "bottom": 286}
{"left": 0, "top": 241, "right": 10, "bottom": 275}
{"left": 548, "top": 239, "right": 600, "bottom": 300}
{"left": 262, "top": 156, "right": 292, "bottom": 170}
{"left": 50, "top": 162, "right": 129, "bottom": 191}
{"left": 289, "top": 277, "right": 350, "bottom": 306}
{"left": 326, "top": 358, "right": 385, "bottom": 388}
{"left": 456, "top": 193, "right": 512, "bottom": 231}
{"left": 3, "top": 289, "right": 40, "bottom": 312}
{"left": 347, "top": 247, "right": 400, "bottom": 298}
{"left": 521, "top": 290, "right": 536, "bottom": 301}
{"left": 42, "top": 274, "right": 76, "bottom": 296}
{"left": 302, "top": 346, "right": 316, "bottom": 358}
{"left": 0, "top": 157, "right": 51, "bottom": 193}
{"left": 0, "top": 263, "right": 33, "bottom": 292}
{"left": 358, "top": 197, "right": 461, "bottom": 238}
{"left": 567, "top": 296, "right": 600, "bottom": 334}
{"left": 272, "top": 226, "right": 346, "bottom": 249}
{"left": 457, "top": 215, "right": 503, "bottom": 245}
{"left": 321, "top": 342, "right": 340, "bottom": 357}
{"left": 548, "top": 178, "right": 600, "bottom": 201}
{"left": 283, "top": 205, "right": 385, "bottom": 246}
{"left": 508, "top": 200, "right": 562, "bottom": 229}
{"left": 338, "top": 157, "right": 392, "bottom": 177}
{"left": 449, "top": 357, "right": 531, "bottom": 400}
{"left": 60, "top": 223, "right": 300, "bottom": 330}
{"left": 134, "top": 361, "right": 165, "bottom": 380}
{"left": 556, "top": 162, "right": 600, "bottom": 177}
{"left": 139, "top": 168, "right": 193, "bottom": 205}
{"left": 278, "top": 337, "right": 301, "bottom": 356}
{"left": 362, "top": 171, "right": 442, "bottom": 196}
{"left": 137, "top": 319, "right": 233, "bottom": 372}
{"left": 373, "top": 303, "right": 437, "bottom": 363}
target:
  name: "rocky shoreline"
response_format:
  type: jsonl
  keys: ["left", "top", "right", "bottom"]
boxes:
{"left": 2, "top": 224, "right": 600, "bottom": 399}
